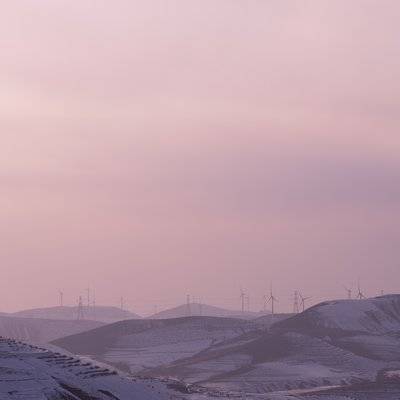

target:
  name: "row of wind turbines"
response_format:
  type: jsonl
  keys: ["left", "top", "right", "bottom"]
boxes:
{"left": 240, "top": 287, "right": 311, "bottom": 316}
{"left": 344, "top": 282, "right": 369, "bottom": 300}
{"left": 264, "top": 289, "right": 311, "bottom": 315}
{"left": 250, "top": 282, "right": 377, "bottom": 316}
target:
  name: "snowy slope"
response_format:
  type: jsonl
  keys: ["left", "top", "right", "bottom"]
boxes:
{"left": 13, "top": 305, "right": 141, "bottom": 323}
{"left": 52, "top": 316, "right": 260, "bottom": 374}
{"left": 0, "top": 337, "right": 191, "bottom": 400}
{"left": 273, "top": 294, "right": 400, "bottom": 336}
{"left": 0, "top": 315, "right": 103, "bottom": 344}
{"left": 253, "top": 313, "right": 294, "bottom": 329}
{"left": 138, "top": 296, "right": 400, "bottom": 395}
{"left": 149, "top": 329, "right": 391, "bottom": 391}
{"left": 51, "top": 296, "right": 400, "bottom": 397}
{"left": 149, "top": 303, "right": 266, "bottom": 320}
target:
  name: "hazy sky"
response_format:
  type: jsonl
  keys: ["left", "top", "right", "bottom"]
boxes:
{"left": 1, "top": 1, "right": 399, "bottom": 314}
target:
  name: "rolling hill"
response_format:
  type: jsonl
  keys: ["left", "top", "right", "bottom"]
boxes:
{"left": 0, "top": 337, "right": 189, "bottom": 400}
{"left": 149, "top": 295, "right": 400, "bottom": 394}
{"left": 13, "top": 305, "right": 141, "bottom": 323}
{"left": 51, "top": 295, "right": 400, "bottom": 397}
{"left": 149, "top": 302, "right": 266, "bottom": 320}
{"left": 0, "top": 315, "right": 104, "bottom": 343}
{"left": 273, "top": 294, "right": 400, "bottom": 336}
{"left": 52, "top": 316, "right": 261, "bottom": 374}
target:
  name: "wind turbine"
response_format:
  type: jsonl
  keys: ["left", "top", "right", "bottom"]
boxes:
{"left": 86, "top": 287, "right": 91, "bottom": 308}
{"left": 92, "top": 288, "right": 96, "bottom": 319}
{"left": 58, "top": 291, "right": 64, "bottom": 307}
{"left": 240, "top": 288, "right": 246, "bottom": 314}
{"left": 246, "top": 294, "right": 250, "bottom": 312}
{"left": 77, "top": 296, "right": 84, "bottom": 320}
{"left": 186, "top": 294, "right": 191, "bottom": 316}
{"left": 357, "top": 282, "right": 366, "bottom": 300}
{"left": 263, "top": 294, "right": 268, "bottom": 312}
{"left": 343, "top": 285, "right": 352, "bottom": 300}
{"left": 265, "top": 286, "right": 278, "bottom": 315}
{"left": 293, "top": 291, "right": 300, "bottom": 313}
{"left": 299, "top": 292, "right": 311, "bottom": 312}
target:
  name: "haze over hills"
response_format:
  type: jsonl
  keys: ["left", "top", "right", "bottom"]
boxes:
{"left": 0, "top": 315, "right": 104, "bottom": 344}
{"left": 2, "top": 0, "right": 399, "bottom": 398}
{"left": 13, "top": 305, "right": 141, "bottom": 323}
{"left": 149, "top": 302, "right": 267, "bottom": 320}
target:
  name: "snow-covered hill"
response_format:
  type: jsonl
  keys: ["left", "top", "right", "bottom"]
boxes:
{"left": 52, "top": 316, "right": 260, "bottom": 374}
{"left": 253, "top": 313, "right": 294, "bottom": 329}
{"left": 0, "top": 336, "right": 192, "bottom": 399}
{"left": 13, "top": 305, "right": 141, "bottom": 323}
{"left": 137, "top": 296, "right": 400, "bottom": 395}
{"left": 50, "top": 296, "right": 400, "bottom": 398}
{"left": 273, "top": 294, "right": 400, "bottom": 336}
{"left": 0, "top": 315, "right": 104, "bottom": 344}
{"left": 149, "top": 303, "right": 266, "bottom": 320}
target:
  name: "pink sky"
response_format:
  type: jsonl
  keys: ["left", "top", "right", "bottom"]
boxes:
{"left": 1, "top": 1, "right": 400, "bottom": 314}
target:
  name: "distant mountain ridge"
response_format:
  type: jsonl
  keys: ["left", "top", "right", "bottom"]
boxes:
{"left": 149, "top": 302, "right": 268, "bottom": 320}
{"left": 0, "top": 315, "right": 103, "bottom": 343}
{"left": 13, "top": 305, "right": 141, "bottom": 323}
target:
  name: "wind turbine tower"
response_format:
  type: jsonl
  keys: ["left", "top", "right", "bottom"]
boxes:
{"left": 186, "top": 294, "right": 191, "bottom": 316}
{"left": 240, "top": 289, "right": 246, "bottom": 314}
{"left": 344, "top": 286, "right": 352, "bottom": 300}
{"left": 86, "top": 287, "right": 90, "bottom": 308}
{"left": 293, "top": 291, "right": 300, "bottom": 313}
{"left": 266, "top": 287, "right": 277, "bottom": 315}
{"left": 357, "top": 282, "right": 366, "bottom": 300}
{"left": 92, "top": 289, "right": 96, "bottom": 319}
{"left": 199, "top": 298, "right": 203, "bottom": 316}
{"left": 299, "top": 292, "right": 311, "bottom": 312}
{"left": 77, "top": 296, "right": 84, "bottom": 320}
{"left": 58, "top": 291, "right": 63, "bottom": 307}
